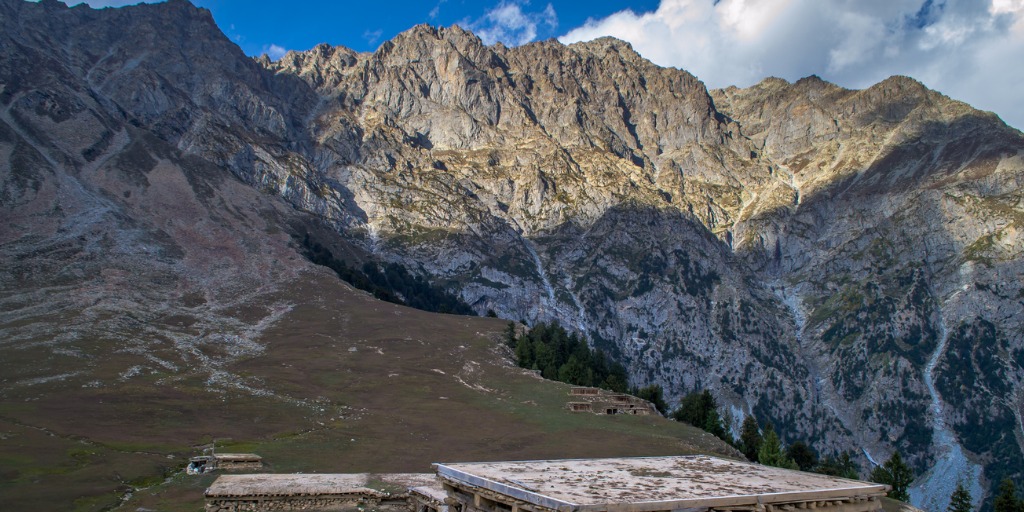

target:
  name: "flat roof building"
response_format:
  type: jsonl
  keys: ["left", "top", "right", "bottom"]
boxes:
{"left": 205, "top": 473, "right": 440, "bottom": 512}
{"left": 434, "top": 456, "right": 889, "bottom": 512}
{"left": 187, "top": 453, "right": 263, "bottom": 475}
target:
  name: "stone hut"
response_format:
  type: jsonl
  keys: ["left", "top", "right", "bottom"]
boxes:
{"left": 566, "top": 387, "right": 656, "bottom": 415}
{"left": 205, "top": 473, "right": 439, "bottom": 512}
{"left": 188, "top": 453, "right": 263, "bottom": 475}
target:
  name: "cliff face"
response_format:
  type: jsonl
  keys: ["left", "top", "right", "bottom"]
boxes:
{"left": 2, "top": 0, "right": 1022, "bottom": 508}
{"left": 710, "top": 75, "right": 1024, "bottom": 508}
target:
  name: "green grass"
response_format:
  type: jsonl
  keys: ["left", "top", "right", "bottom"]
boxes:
{"left": 808, "top": 284, "right": 864, "bottom": 326}
{"left": 963, "top": 231, "right": 1000, "bottom": 266}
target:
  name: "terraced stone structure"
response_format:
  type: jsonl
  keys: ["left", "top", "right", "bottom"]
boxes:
{"left": 566, "top": 387, "right": 656, "bottom": 416}
{"left": 188, "top": 453, "right": 264, "bottom": 474}
{"left": 205, "top": 473, "right": 441, "bottom": 512}
{"left": 435, "top": 456, "right": 889, "bottom": 512}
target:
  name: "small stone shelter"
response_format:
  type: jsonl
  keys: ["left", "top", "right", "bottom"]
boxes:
{"left": 188, "top": 453, "right": 263, "bottom": 474}
{"left": 567, "top": 387, "right": 655, "bottom": 415}
{"left": 205, "top": 473, "right": 440, "bottom": 512}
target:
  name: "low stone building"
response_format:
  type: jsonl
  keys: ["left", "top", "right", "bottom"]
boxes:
{"left": 205, "top": 473, "right": 440, "bottom": 512}
{"left": 567, "top": 387, "right": 656, "bottom": 415}
{"left": 205, "top": 456, "right": 889, "bottom": 512}
{"left": 188, "top": 453, "right": 263, "bottom": 475}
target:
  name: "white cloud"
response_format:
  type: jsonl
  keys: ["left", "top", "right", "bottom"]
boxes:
{"left": 363, "top": 29, "right": 384, "bottom": 46}
{"left": 429, "top": 0, "right": 447, "bottom": 20}
{"left": 60, "top": 0, "right": 162, "bottom": 6}
{"left": 560, "top": 0, "right": 1024, "bottom": 130}
{"left": 468, "top": 1, "right": 558, "bottom": 46}
{"left": 262, "top": 44, "right": 288, "bottom": 61}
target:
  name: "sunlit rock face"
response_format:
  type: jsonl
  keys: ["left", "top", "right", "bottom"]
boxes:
{"left": 2, "top": 0, "right": 1021, "bottom": 507}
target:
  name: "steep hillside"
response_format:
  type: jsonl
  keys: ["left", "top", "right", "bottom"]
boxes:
{"left": 1, "top": 0, "right": 1022, "bottom": 509}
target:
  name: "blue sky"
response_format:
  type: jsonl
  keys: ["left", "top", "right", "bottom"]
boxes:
{"left": 61, "top": 1, "right": 1024, "bottom": 130}
{"left": 191, "top": 1, "right": 660, "bottom": 58}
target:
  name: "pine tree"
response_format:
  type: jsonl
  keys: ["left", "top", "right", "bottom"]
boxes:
{"left": 503, "top": 321, "right": 517, "bottom": 348}
{"left": 740, "top": 415, "right": 762, "bottom": 462}
{"left": 634, "top": 385, "right": 668, "bottom": 415}
{"left": 869, "top": 452, "right": 913, "bottom": 502}
{"left": 703, "top": 407, "right": 729, "bottom": 443}
{"left": 947, "top": 480, "right": 972, "bottom": 512}
{"left": 601, "top": 373, "right": 627, "bottom": 393}
{"left": 757, "top": 424, "right": 799, "bottom": 470}
{"left": 557, "top": 355, "right": 591, "bottom": 386}
{"left": 514, "top": 335, "right": 534, "bottom": 369}
{"left": 672, "top": 391, "right": 709, "bottom": 426}
{"left": 786, "top": 441, "right": 818, "bottom": 472}
{"left": 994, "top": 479, "right": 1023, "bottom": 512}
{"left": 814, "top": 451, "right": 860, "bottom": 480}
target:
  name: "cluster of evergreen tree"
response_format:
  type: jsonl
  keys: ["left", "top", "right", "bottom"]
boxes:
{"left": 506, "top": 321, "right": 629, "bottom": 392}
{"left": 737, "top": 414, "right": 913, "bottom": 498}
{"left": 942, "top": 476, "right": 1024, "bottom": 512}
{"left": 633, "top": 384, "right": 669, "bottom": 415}
{"left": 809, "top": 451, "right": 860, "bottom": 479}
{"left": 868, "top": 451, "right": 914, "bottom": 502}
{"left": 671, "top": 390, "right": 731, "bottom": 444}
{"left": 666, "top": 394, "right": 906, "bottom": 491}
{"left": 948, "top": 481, "right": 972, "bottom": 512}
{"left": 690, "top": 402, "right": 1011, "bottom": 511}
{"left": 742, "top": 419, "right": 858, "bottom": 478}
{"left": 995, "top": 479, "right": 1024, "bottom": 512}
{"left": 301, "top": 234, "right": 475, "bottom": 315}
{"left": 666, "top": 389, "right": 815, "bottom": 472}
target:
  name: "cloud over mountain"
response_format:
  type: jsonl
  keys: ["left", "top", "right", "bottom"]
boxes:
{"left": 467, "top": 0, "right": 558, "bottom": 46}
{"left": 560, "top": 0, "right": 1024, "bottom": 130}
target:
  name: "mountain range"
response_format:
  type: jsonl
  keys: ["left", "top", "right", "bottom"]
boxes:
{"left": 1, "top": 0, "right": 1022, "bottom": 509}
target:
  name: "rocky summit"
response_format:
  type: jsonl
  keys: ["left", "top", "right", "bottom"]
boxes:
{"left": 1, "top": 0, "right": 1022, "bottom": 509}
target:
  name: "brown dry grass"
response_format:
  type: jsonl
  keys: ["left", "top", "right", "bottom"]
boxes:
{"left": 0, "top": 273, "right": 735, "bottom": 511}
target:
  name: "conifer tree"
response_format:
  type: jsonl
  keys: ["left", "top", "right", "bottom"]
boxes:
{"left": 786, "top": 441, "right": 818, "bottom": 471}
{"left": 757, "top": 424, "right": 799, "bottom": 470}
{"left": 814, "top": 451, "right": 859, "bottom": 480}
{"left": 703, "top": 407, "right": 729, "bottom": 443}
{"left": 504, "top": 321, "right": 518, "bottom": 348}
{"left": 994, "top": 479, "right": 1023, "bottom": 512}
{"left": 947, "top": 480, "right": 972, "bottom": 512}
{"left": 558, "top": 355, "right": 590, "bottom": 386}
{"left": 670, "top": 389, "right": 731, "bottom": 442}
{"left": 740, "top": 415, "right": 762, "bottom": 462}
{"left": 869, "top": 452, "right": 913, "bottom": 502}
{"left": 634, "top": 385, "right": 668, "bottom": 415}
{"left": 514, "top": 335, "right": 534, "bottom": 368}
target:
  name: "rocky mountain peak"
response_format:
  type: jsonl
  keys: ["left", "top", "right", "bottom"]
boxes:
{"left": 266, "top": 42, "right": 363, "bottom": 90}
{"left": 380, "top": 23, "right": 489, "bottom": 61}
{"left": 567, "top": 36, "right": 644, "bottom": 61}
{"left": 791, "top": 75, "right": 843, "bottom": 97}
